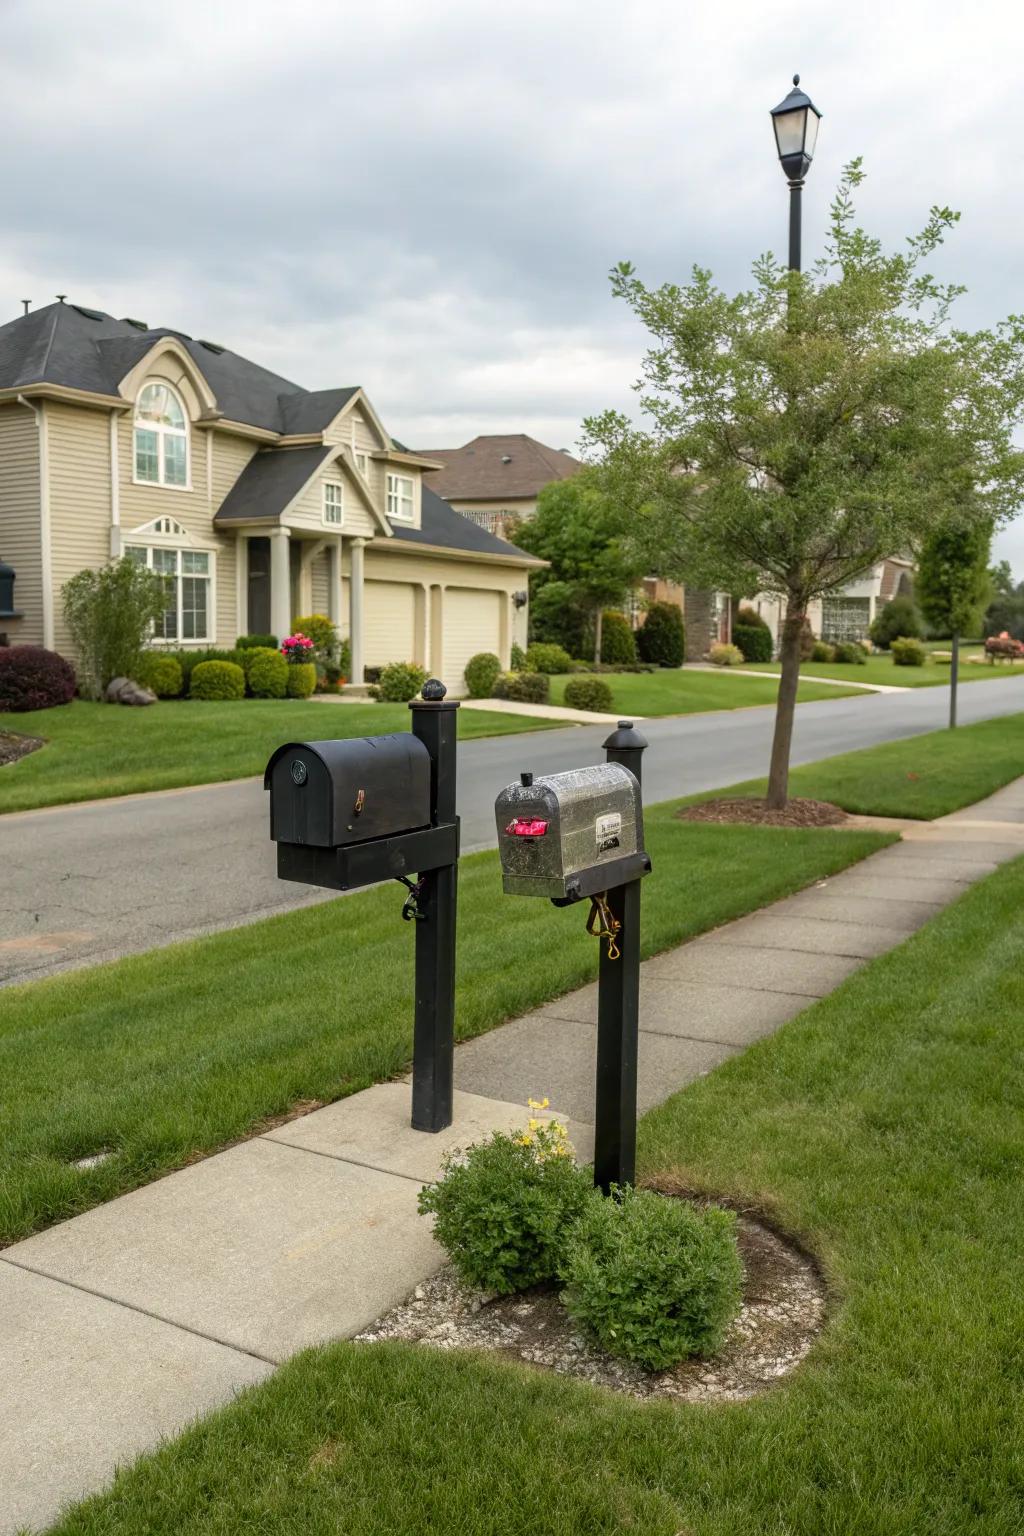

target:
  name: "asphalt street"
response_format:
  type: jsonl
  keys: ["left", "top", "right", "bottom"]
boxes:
{"left": 3, "top": 677, "right": 1023, "bottom": 986}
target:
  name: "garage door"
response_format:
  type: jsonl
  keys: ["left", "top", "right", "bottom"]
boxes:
{"left": 444, "top": 587, "right": 504, "bottom": 695}
{"left": 364, "top": 581, "right": 416, "bottom": 667}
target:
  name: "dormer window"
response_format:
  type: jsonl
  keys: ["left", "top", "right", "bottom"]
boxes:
{"left": 387, "top": 473, "right": 414, "bottom": 521}
{"left": 134, "top": 381, "right": 189, "bottom": 487}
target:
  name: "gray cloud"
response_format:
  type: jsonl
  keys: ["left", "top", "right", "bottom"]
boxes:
{"left": 2, "top": 0, "right": 1023, "bottom": 565}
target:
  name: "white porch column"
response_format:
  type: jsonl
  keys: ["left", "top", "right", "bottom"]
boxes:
{"left": 270, "top": 527, "right": 291, "bottom": 643}
{"left": 235, "top": 534, "right": 248, "bottom": 638}
{"left": 328, "top": 536, "right": 343, "bottom": 627}
{"left": 349, "top": 537, "right": 366, "bottom": 684}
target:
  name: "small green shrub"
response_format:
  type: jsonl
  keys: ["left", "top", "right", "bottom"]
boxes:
{"left": 464, "top": 651, "right": 502, "bottom": 699}
{"left": 811, "top": 640, "right": 836, "bottom": 663}
{"left": 190, "top": 660, "right": 245, "bottom": 701}
{"left": 637, "top": 601, "right": 685, "bottom": 667}
{"left": 563, "top": 677, "right": 614, "bottom": 713}
{"left": 526, "top": 642, "right": 574, "bottom": 675}
{"left": 372, "top": 662, "right": 427, "bottom": 703}
{"left": 561, "top": 1189, "right": 743, "bottom": 1369}
{"left": 732, "top": 624, "right": 773, "bottom": 663}
{"left": 246, "top": 648, "right": 289, "bottom": 699}
{"left": 891, "top": 636, "right": 928, "bottom": 667}
{"left": 833, "top": 641, "right": 868, "bottom": 665}
{"left": 236, "top": 633, "right": 278, "bottom": 651}
{"left": 599, "top": 611, "right": 637, "bottom": 666}
{"left": 170, "top": 649, "right": 246, "bottom": 690}
{"left": 510, "top": 641, "right": 527, "bottom": 672}
{"left": 870, "top": 595, "right": 923, "bottom": 650}
{"left": 338, "top": 637, "right": 351, "bottom": 681}
{"left": 493, "top": 671, "right": 550, "bottom": 704}
{"left": 136, "top": 652, "right": 183, "bottom": 698}
{"left": 286, "top": 661, "right": 317, "bottom": 698}
{"left": 709, "top": 642, "right": 745, "bottom": 666}
{"left": 418, "top": 1116, "right": 591, "bottom": 1294}
{"left": 291, "top": 613, "right": 337, "bottom": 658}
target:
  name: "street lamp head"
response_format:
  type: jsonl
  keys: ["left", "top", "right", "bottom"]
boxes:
{"left": 770, "top": 73, "right": 822, "bottom": 183}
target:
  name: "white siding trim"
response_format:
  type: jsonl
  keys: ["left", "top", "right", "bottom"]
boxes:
{"left": 108, "top": 410, "right": 121, "bottom": 557}
{"left": 17, "top": 394, "right": 53, "bottom": 648}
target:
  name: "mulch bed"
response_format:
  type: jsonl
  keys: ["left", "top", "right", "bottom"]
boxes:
{"left": 677, "top": 796, "right": 848, "bottom": 828}
{"left": 357, "top": 1200, "right": 827, "bottom": 1404}
{"left": 0, "top": 731, "right": 44, "bottom": 768}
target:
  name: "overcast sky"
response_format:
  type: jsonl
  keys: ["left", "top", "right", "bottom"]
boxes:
{"left": 3, "top": 0, "right": 1024, "bottom": 568}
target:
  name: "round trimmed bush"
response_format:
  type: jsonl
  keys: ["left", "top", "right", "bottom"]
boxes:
{"left": 493, "top": 670, "right": 550, "bottom": 704}
{"left": 373, "top": 662, "right": 427, "bottom": 703}
{"left": 464, "top": 651, "right": 502, "bottom": 699}
{"left": 561, "top": 1188, "right": 743, "bottom": 1369}
{"left": 637, "top": 601, "right": 685, "bottom": 667}
{"left": 709, "top": 642, "right": 745, "bottom": 666}
{"left": 189, "top": 660, "right": 245, "bottom": 700}
{"left": 563, "top": 677, "right": 614, "bottom": 713}
{"left": 891, "top": 636, "right": 927, "bottom": 667}
{"left": 418, "top": 1128, "right": 592, "bottom": 1294}
{"left": 286, "top": 661, "right": 317, "bottom": 699}
{"left": 0, "top": 645, "right": 77, "bottom": 712}
{"left": 833, "top": 641, "right": 868, "bottom": 665}
{"left": 870, "top": 596, "right": 923, "bottom": 650}
{"left": 135, "top": 652, "right": 183, "bottom": 698}
{"left": 599, "top": 611, "right": 637, "bottom": 666}
{"left": 811, "top": 640, "right": 836, "bottom": 663}
{"left": 525, "top": 642, "right": 574, "bottom": 675}
{"left": 246, "top": 647, "right": 289, "bottom": 699}
{"left": 732, "top": 623, "right": 773, "bottom": 663}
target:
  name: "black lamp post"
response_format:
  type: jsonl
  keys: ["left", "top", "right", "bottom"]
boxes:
{"left": 770, "top": 74, "right": 822, "bottom": 272}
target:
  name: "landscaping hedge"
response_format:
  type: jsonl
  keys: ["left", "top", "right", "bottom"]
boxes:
{"left": 0, "top": 645, "right": 77, "bottom": 712}
{"left": 236, "top": 633, "right": 278, "bottom": 651}
{"left": 563, "top": 677, "right": 614, "bottom": 712}
{"left": 493, "top": 670, "right": 550, "bottom": 703}
{"left": 637, "top": 601, "right": 685, "bottom": 667}
{"left": 465, "top": 652, "right": 502, "bottom": 699}
{"left": 526, "top": 642, "right": 574, "bottom": 675}
{"left": 246, "top": 648, "right": 289, "bottom": 699}
{"left": 372, "top": 662, "right": 426, "bottom": 702}
{"left": 286, "top": 661, "right": 317, "bottom": 699}
{"left": 891, "top": 636, "right": 927, "bottom": 667}
{"left": 732, "top": 623, "right": 773, "bottom": 663}
{"left": 599, "top": 611, "right": 637, "bottom": 666}
{"left": 136, "top": 652, "right": 184, "bottom": 698}
{"left": 190, "top": 660, "right": 246, "bottom": 700}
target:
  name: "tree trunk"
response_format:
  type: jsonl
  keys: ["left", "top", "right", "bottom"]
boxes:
{"left": 950, "top": 630, "right": 959, "bottom": 730}
{"left": 765, "top": 601, "right": 805, "bottom": 810}
{"left": 593, "top": 607, "right": 603, "bottom": 666}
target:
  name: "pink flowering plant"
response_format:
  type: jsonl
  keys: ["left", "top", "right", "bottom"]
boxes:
{"left": 281, "top": 633, "right": 315, "bottom": 665}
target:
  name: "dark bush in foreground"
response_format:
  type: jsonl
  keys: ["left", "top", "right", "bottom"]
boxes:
{"left": 465, "top": 652, "right": 502, "bottom": 699}
{"left": 562, "top": 1188, "right": 743, "bottom": 1369}
{"left": 0, "top": 645, "right": 77, "bottom": 712}
{"left": 563, "top": 677, "right": 614, "bottom": 713}
{"left": 637, "top": 601, "right": 684, "bottom": 667}
{"left": 493, "top": 670, "right": 550, "bottom": 704}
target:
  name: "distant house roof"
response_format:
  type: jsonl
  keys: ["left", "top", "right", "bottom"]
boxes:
{"left": 415, "top": 433, "right": 581, "bottom": 501}
{"left": 0, "top": 301, "right": 360, "bottom": 435}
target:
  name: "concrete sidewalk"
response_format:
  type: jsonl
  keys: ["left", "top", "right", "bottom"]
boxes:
{"left": 3, "top": 788, "right": 1024, "bottom": 1532}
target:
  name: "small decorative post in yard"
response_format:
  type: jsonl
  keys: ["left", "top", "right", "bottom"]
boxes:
{"left": 263, "top": 679, "right": 460, "bottom": 1134}
{"left": 494, "top": 721, "right": 651, "bottom": 1194}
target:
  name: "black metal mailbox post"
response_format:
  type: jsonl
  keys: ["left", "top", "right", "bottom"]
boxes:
{"left": 494, "top": 721, "right": 650, "bottom": 1193}
{"left": 264, "top": 678, "right": 459, "bottom": 1133}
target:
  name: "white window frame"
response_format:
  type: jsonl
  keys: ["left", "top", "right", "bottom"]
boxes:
{"left": 386, "top": 472, "right": 414, "bottom": 522}
{"left": 322, "top": 480, "right": 344, "bottom": 527}
{"left": 133, "top": 380, "right": 191, "bottom": 490}
{"left": 124, "top": 540, "right": 216, "bottom": 644}
{"left": 351, "top": 416, "right": 370, "bottom": 479}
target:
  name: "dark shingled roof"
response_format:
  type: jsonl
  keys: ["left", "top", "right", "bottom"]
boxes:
{"left": 0, "top": 302, "right": 360, "bottom": 435}
{"left": 390, "top": 486, "right": 543, "bottom": 563}
{"left": 214, "top": 446, "right": 336, "bottom": 525}
{"left": 415, "top": 433, "right": 581, "bottom": 500}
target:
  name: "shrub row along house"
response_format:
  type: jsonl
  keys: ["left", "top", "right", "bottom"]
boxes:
{"left": 0, "top": 300, "right": 541, "bottom": 694}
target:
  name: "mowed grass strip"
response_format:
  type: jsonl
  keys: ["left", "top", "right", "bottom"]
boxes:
{"left": 747, "top": 643, "right": 1024, "bottom": 690}
{"left": 45, "top": 854, "right": 1024, "bottom": 1536}
{"left": 549, "top": 667, "right": 862, "bottom": 716}
{"left": 0, "top": 810, "right": 890, "bottom": 1245}
{"left": 0, "top": 698, "right": 559, "bottom": 814}
{"left": 725, "top": 711, "right": 1024, "bottom": 819}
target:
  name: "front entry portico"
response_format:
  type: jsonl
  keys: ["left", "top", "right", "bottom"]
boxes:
{"left": 235, "top": 527, "right": 365, "bottom": 675}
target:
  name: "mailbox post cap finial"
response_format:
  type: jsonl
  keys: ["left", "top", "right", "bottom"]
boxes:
{"left": 602, "top": 721, "right": 649, "bottom": 753}
{"left": 420, "top": 678, "right": 447, "bottom": 701}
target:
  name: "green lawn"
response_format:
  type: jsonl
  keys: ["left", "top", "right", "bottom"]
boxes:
{"left": 0, "top": 809, "right": 890, "bottom": 1247}
{"left": 747, "top": 643, "right": 1024, "bottom": 690}
{"left": 725, "top": 711, "right": 1024, "bottom": 820}
{"left": 549, "top": 668, "right": 862, "bottom": 716}
{"left": 47, "top": 852, "right": 1024, "bottom": 1536}
{"left": 0, "top": 699, "right": 558, "bottom": 815}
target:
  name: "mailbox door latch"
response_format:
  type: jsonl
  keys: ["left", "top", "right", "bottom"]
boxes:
{"left": 586, "top": 892, "right": 621, "bottom": 960}
{"left": 397, "top": 874, "right": 427, "bottom": 921}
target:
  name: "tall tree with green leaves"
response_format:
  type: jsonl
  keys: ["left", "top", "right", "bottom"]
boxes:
{"left": 512, "top": 472, "right": 644, "bottom": 661}
{"left": 916, "top": 520, "right": 992, "bottom": 728}
{"left": 584, "top": 161, "right": 1024, "bottom": 807}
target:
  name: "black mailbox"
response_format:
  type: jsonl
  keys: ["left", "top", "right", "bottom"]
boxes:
{"left": 265, "top": 735, "right": 431, "bottom": 849}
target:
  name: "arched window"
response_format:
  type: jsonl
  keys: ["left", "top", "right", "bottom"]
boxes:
{"left": 134, "top": 381, "right": 189, "bottom": 487}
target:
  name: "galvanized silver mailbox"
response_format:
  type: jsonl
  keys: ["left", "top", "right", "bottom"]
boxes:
{"left": 495, "top": 762, "right": 650, "bottom": 901}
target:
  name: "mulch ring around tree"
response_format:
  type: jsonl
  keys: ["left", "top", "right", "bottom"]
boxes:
{"left": 0, "top": 731, "right": 44, "bottom": 768}
{"left": 677, "top": 796, "right": 848, "bottom": 828}
{"left": 356, "top": 1196, "right": 827, "bottom": 1404}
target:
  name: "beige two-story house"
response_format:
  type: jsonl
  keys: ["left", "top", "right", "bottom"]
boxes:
{"left": 0, "top": 300, "right": 542, "bottom": 693}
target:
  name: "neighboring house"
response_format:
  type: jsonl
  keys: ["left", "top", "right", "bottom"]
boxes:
{"left": 416, "top": 433, "right": 581, "bottom": 536}
{"left": 749, "top": 557, "right": 915, "bottom": 651}
{"left": 0, "top": 301, "right": 542, "bottom": 694}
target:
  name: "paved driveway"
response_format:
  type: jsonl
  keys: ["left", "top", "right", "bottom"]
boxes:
{"left": 3, "top": 678, "right": 1023, "bottom": 986}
